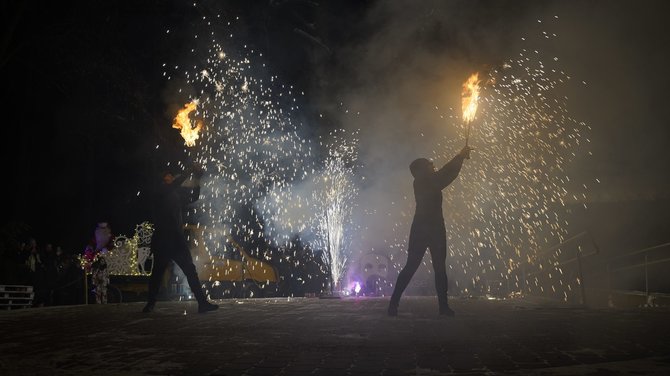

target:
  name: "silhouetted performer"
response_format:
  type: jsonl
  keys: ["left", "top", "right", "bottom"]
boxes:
{"left": 388, "top": 145, "right": 472, "bottom": 316}
{"left": 143, "top": 167, "right": 218, "bottom": 313}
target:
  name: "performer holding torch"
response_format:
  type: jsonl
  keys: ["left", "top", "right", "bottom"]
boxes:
{"left": 387, "top": 73, "right": 479, "bottom": 316}
{"left": 143, "top": 163, "right": 219, "bottom": 313}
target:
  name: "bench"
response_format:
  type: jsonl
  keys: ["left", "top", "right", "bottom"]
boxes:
{"left": 0, "top": 285, "right": 34, "bottom": 310}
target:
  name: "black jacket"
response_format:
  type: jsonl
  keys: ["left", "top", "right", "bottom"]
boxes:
{"left": 152, "top": 174, "right": 200, "bottom": 243}
{"left": 412, "top": 154, "right": 466, "bottom": 226}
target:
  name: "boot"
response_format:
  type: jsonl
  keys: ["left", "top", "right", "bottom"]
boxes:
{"left": 387, "top": 302, "right": 398, "bottom": 316}
{"left": 142, "top": 301, "right": 155, "bottom": 313}
{"left": 438, "top": 293, "right": 455, "bottom": 316}
{"left": 198, "top": 301, "right": 219, "bottom": 313}
{"left": 439, "top": 304, "right": 455, "bottom": 316}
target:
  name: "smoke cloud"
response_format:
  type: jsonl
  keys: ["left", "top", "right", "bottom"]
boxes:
{"left": 309, "top": 0, "right": 670, "bottom": 293}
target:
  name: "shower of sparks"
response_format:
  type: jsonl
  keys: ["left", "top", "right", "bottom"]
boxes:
{"left": 257, "top": 130, "right": 360, "bottom": 293}
{"left": 172, "top": 100, "right": 203, "bottom": 147}
{"left": 164, "top": 15, "right": 360, "bottom": 295}
{"left": 312, "top": 131, "right": 360, "bottom": 292}
{"left": 389, "top": 19, "right": 592, "bottom": 301}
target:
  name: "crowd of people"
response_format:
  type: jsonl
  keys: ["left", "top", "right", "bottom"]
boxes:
{"left": 0, "top": 220, "right": 119, "bottom": 307}
{"left": 1, "top": 236, "right": 83, "bottom": 307}
{"left": 0, "top": 219, "right": 330, "bottom": 309}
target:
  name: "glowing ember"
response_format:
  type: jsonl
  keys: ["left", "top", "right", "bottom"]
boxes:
{"left": 461, "top": 72, "right": 481, "bottom": 124}
{"left": 172, "top": 101, "right": 203, "bottom": 147}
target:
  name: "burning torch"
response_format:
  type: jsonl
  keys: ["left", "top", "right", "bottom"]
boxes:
{"left": 461, "top": 72, "right": 481, "bottom": 147}
{"left": 172, "top": 100, "right": 203, "bottom": 147}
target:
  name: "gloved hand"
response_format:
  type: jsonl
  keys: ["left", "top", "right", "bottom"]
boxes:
{"left": 459, "top": 145, "right": 474, "bottom": 159}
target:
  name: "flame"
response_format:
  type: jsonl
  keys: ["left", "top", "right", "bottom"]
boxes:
{"left": 461, "top": 72, "right": 481, "bottom": 124}
{"left": 172, "top": 101, "right": 203, "bottom": 147}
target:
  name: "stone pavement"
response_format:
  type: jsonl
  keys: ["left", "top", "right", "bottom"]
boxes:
{"left": 1, "top": 296, "right": 669, "bottom": 376}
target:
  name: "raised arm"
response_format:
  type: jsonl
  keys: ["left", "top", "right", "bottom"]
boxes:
{"left": 171, "top": 173, "right": 190, "bottom": 187}
{"left": 171, "top": 169, "right": 202, "bottom": 205}
{"left": 435, "top": 146, "right": 472, "bottom": 189}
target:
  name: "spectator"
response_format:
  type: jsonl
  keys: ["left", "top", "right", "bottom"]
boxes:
{"left": 42, "top": 243, "right": 58, "bottom": 305}
{"left": 53, "top": 247, "right": 82, "bottom": 305}
{"left": 25, "top": 238, "right": 47, "bottom": 307}
{"left": 83, "top": 221, "right": 114, "bottom": 304}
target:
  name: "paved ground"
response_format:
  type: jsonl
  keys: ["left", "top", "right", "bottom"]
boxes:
{"left": 1, "top": 296, "right": 669, "bottom": 375}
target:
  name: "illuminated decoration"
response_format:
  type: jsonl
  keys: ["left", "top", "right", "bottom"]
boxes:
{"left": 79, "top": 222, "right": 154, "bottom": 276}
{"left": 79, "top": 250, "right": 104, "bottom": 274}
{"left": 173, "top": 101, "right": 203, "bottom": 147}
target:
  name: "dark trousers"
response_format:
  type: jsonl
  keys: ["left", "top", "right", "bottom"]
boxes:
{"left": 147, "top": 237, "right": 207, "bottom": 304}
{"left": 390, "top": 223, "right": 448, "bottom": 308}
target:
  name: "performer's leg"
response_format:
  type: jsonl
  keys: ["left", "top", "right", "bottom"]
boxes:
{"left": 389, "top": 231, "right": 428, "bottom": 309}
{"left": 172, "top": 246, "right": 218, "bottom": 313}
{"left": 171, "top": 246, "right": 207, "bottom": 304}
{"left": 429, "top": 231, "right": 453, "bottom": 315}
{"left": 146, "top": 254, "right": 170, "bottom": 304}
{"left": 428, "top": 236, "right": 449, "bottom": 307}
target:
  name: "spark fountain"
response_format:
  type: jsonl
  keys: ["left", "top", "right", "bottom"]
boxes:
{"left": 312, "top": 131, "right": 360, "bottom": 297}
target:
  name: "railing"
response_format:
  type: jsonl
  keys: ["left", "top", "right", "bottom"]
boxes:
{"left": 606, "top": 242, "right": 670, "bottom": 304}
{"left": 522, "top": 231, "right": 600, "bottom": 305}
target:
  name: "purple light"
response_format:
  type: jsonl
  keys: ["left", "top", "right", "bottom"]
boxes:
{"left": 354, "top": 282, "right": 361, "bottom": 294}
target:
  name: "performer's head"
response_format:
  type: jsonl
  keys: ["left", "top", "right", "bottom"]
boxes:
{"left": 162, "top": 172, "right": 176, "bottom": 185}
{"left": 410, "top": 158, "right": 435, "bottom": 178}
{"left": 161, "top": 164, "right": 179, "bottom": 184}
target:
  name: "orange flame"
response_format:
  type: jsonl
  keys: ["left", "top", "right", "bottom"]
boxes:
{"left": 172, "top": 101, "right": 203, "bottom": 147}
{"left": 461, "top": 73, "right": 481, "bottom": 124}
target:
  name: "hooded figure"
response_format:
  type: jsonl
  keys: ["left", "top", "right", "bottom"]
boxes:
{"left": 388, "top": 145, "right": 472, "bottom": 316}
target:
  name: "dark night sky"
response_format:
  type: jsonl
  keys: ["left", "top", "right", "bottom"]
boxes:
{"left": 2, "top": 0, "right": 370, "bottom": 249}
{"left": 2, "top": 0, "right": 669, "bottom": 252}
